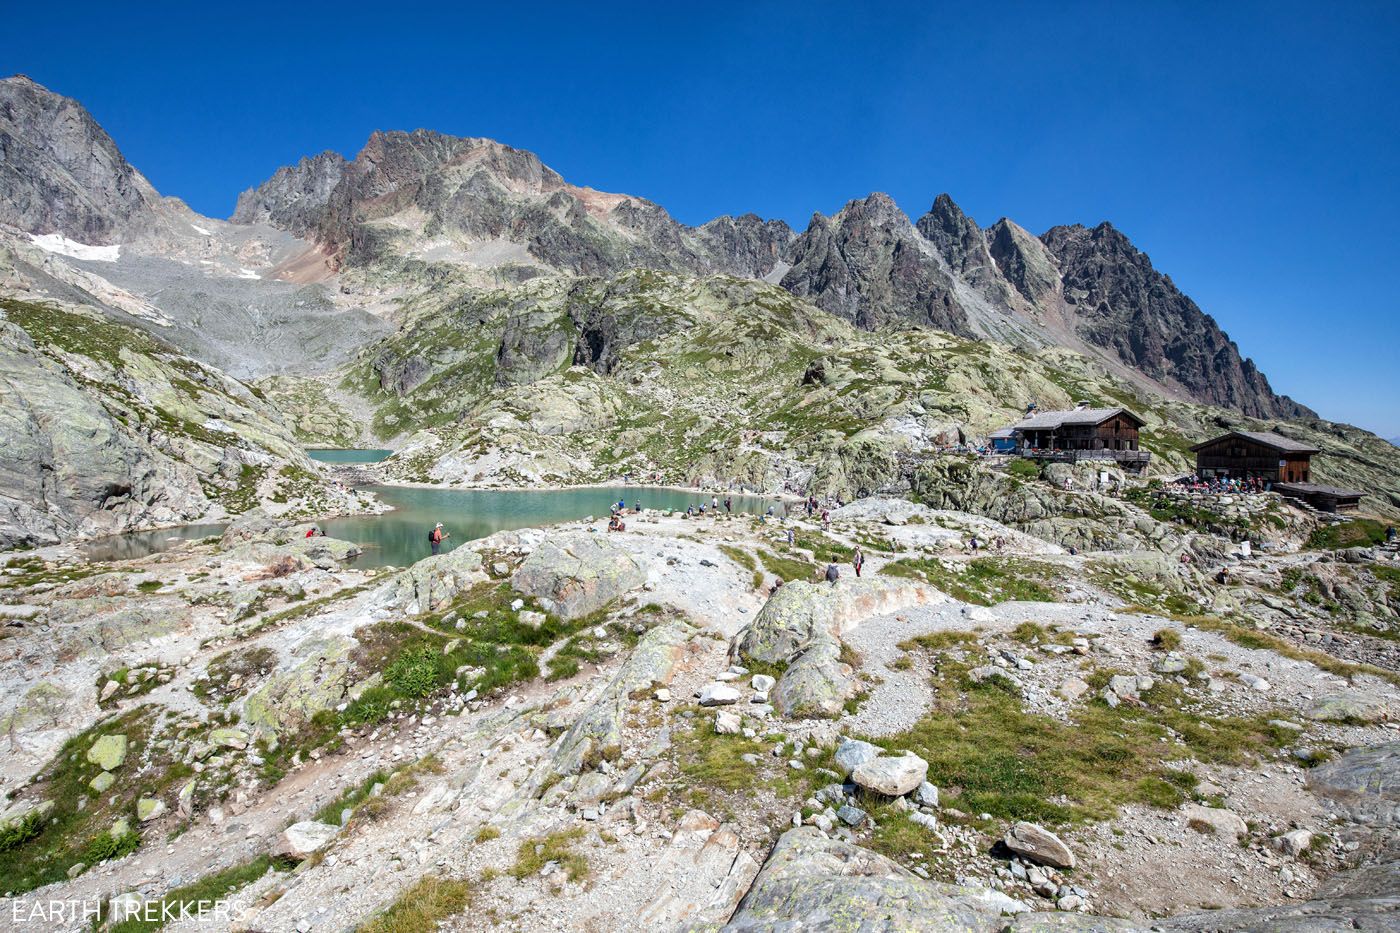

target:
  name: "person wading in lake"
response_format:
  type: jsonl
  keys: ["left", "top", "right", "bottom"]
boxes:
{"left": 429, "top": 522, "right": 448, "bottom": 555}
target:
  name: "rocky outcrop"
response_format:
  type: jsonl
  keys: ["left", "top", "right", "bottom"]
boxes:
{"left": 733, "top": 579, "right": 941, "bottom": 718}
{"left": 0, "top": 300, "right": 336, "bottom": 548}
{"left": 545, "top": 621, "right": 693, "bottom": 775}
{"left": 1040, "top": 222, "right": 1310, "bottom": 419}
{"left": 243, "top": 635, "right": 359, "bottom": 734}
{"left": 231, "top": 151, "right": 348, "bottom": 237}
{"left": 988, "top": 218, "right": 1059, "bottom": 304}
{"left": 0, "top": 76, "right": 163, "bottom": 244}
{"left": 780, "top": 193, "right": 974, "bottom": 334}
{"left": 717, "top": 827, "right": 1031, "bottom": 931}
{"left": 383, "top": 545, "right": 486, "bottom": 614}
{"left": 1306, "top": 741, "right": 1400, "bottom": 826}
{"left": 511, "top": 533, "right": 646, "bottom": 620}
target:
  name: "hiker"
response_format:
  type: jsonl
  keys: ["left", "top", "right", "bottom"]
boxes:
{"left": 712, "top": 496, "right": 719, "bottom": 511}
{"left": 786, "top": 527, "right": 795, "bottom": 546}
{"left": 770, "top": 578, "right": 785, "bottom": 595}
{"left": 1387, "top": 526, "right": 1397, "bottom": 544}
{"left": 305, "top": 526, "right": 318, "bottom": 538}
{"left": 429, "top": 522, "right": 447, "bottom": 555}
{"left": 852, "top": 547, "right": 864, "bottom": 578}
{"left": 824, "top": 563, "right": 840, "bottom": 585}
{"left": 724, "top": 496, "right": 732, "bottom": 513}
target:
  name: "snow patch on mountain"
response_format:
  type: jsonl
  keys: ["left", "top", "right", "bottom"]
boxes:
{"left": 29, "top": 233, "right": 120, "bottom": 262}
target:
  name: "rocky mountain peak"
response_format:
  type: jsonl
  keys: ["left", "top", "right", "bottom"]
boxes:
{"left": 231, "top": 150, "right": 348, "bottom": 236}
{"left": 0, "top": 74, "right": 163, "bottom": 244}
{"left": 1040, "top": 220, "right": 1313, "bottom": 418}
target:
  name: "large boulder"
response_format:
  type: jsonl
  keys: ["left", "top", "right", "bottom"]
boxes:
{"left": 717, "top": 827, "right": 1027, "bottom": 931}
{"left": 768, "top": 639, "right": 857, "bottom": 719}
{"left": 733, "top": 579, "right": 940, "bottom": 720}
{"left": 1307, "top": 741, "right": 1400, "bottom": 826}
{"left": 1003, "top": 821, "right": 1076, "bottom": 869}
{"left": 1305, "top": 694, "right": 1392, "bottom": 725}
{"left": 733, "top": 578, "right": 939, "bottom": 666}
{"left": 512, "top": 533, "right": 645, "bottom": 620}
{"left": 86, "top": 734, "right": 128, "bottom": 770}
{"left": 544, "top": 621, "right": 693, "bottom": 776}
{"left": 243, "top": 635, "right": 358, "bottom": 734}
{"left": 833, "top": 738, "right": 882, "bottom": 778}
{"left": 385, "top": 546, "right": 485, "bottom": 614}
{"left": 1181, "top": 803, "right": 1248, "bottom": 840}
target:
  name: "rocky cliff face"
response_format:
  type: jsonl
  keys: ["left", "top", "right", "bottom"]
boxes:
{"left": 256, "top": 129, "right": 792, "bottom": 282}
{"left": 779, "top": 194, "right": 1309, "bottom": 418}
{"left": 1040, "top": 222, "right": 1311, "bottom": 418}
{"left": 0, "top": 296, "right": 341, "bottom": 547}
{"left": 0, "top": 75, "right": 164, "bottom": 244}
{"left": 231, "top": 150, "right": 348, "bottom": 237}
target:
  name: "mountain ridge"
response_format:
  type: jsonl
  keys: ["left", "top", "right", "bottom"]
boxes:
{"left": 0, "top": 73, "right": 1317, "bottom": 424}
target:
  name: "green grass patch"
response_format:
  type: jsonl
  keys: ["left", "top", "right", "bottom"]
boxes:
{"left": 108, "top": 855, "right": 278, "bottom": 932}
{"left": 882, "top": 557, "right": 1064, "bottom": 605}
{"left": 758, "top": 549, "right": 818, "bottom": 583}
{"left": 858, "top": 657, "right": 1286, "bottom": 851}
{"left": 358, "top": 874, "right": 475, "bottom": 933}
{"left": 1307, "top": 518, "right": 1388, "bottom": 551}
{"left": 511, "top": 828, "right": 590, "bottom": 883}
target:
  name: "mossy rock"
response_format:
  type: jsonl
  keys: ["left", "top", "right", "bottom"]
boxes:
{"left": 86, "top": 734, "right": 128, "bottom": 771}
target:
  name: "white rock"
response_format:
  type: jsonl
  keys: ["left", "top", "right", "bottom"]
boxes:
{"left": 751, "top": 674, "right": 776, "bottom": 693}
{"left": 275, "top": 821, "right": 340, "bottom": 861}
{"left": 852, "top": 753, "right": 929, "bottom": 797}
{"left": 1182, "top": 803, "right": 1248, "bottom": 839}
{"left": 833, "top": 738, "right": 882, "bottom": 778}
{"left": 714, "top": 711, "right": 742, "bottom": 735}
{"left": 1274, "top": 829, "right": 1314, "bottom": 857}
{"left": 698, "top": 683, "right": 741, "bottom": 706}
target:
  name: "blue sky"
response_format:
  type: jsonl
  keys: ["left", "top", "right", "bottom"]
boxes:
{"left": 5, "top": 1, "right": 1398, "bottom": 437}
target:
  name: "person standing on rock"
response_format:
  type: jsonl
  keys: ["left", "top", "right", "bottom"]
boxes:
{"left": 429, "top": 522, "right": 448, "bottom": 555}
{"left": 852, "top": 547, "right": 864, "bottom": 578}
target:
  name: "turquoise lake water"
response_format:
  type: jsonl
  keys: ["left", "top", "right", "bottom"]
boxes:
{"left": 319, "top": 485, "right": 785, "bottom": 568}
{"left": 85, "top": 486, "right": 786, "bottom": 566}
{"left": 306, "top": 448, "right": 394, "bottom": 463}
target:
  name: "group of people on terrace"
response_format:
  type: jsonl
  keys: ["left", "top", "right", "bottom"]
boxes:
{"left": 1171, "top": 474, "right": 1272, "bottom": 495}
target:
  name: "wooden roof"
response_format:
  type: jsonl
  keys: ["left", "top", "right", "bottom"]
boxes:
{"left": 1010, "top": 406, "right": 1145, "bottom": 431}
{"left": 1189, "top": 430, "right": 1320, "bottom": 455}
{"left": 1274, "top": 482, "right": 1363, "bottom": 499}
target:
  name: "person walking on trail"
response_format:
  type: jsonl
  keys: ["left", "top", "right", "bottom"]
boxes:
{"left": 429, "top": 522, "right": 448, "bottom": 555}
{"left": 852, "top": 546, "right": 864, "bottom": 578}
{"left": 824, "top": 562, "right": 840, "bottom": 585}
{"left": 786, "top": 527, "right": 795, "bottom": 546}
{"left": 724, "top": 496, "right": 732, "bottom": 513}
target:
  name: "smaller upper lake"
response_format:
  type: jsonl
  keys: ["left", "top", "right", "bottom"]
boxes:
{"left": 307, "top": 449, "right": 394, "bottom": 464}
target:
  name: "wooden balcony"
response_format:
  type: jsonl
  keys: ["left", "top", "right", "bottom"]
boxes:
{"left": 1017, "top": 448, "right": 1152, "bottom": 466}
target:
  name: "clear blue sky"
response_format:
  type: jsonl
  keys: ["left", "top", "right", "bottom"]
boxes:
{"left": 5, "top": 1, "right": 1398, "bottom": 438}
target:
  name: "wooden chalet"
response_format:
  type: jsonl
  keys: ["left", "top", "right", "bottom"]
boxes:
{"left": 1190, "top": 431, "right": 1319, "bottom": 484}
{"left": 999, "top": 405, "right": 1150, "bottom": 471}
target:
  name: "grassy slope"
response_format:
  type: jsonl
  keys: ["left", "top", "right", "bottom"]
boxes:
{"left": 336, "top": 271, "right": 1400, "bottom": 514}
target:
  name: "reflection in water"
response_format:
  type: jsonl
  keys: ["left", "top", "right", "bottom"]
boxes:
{"left": 306, "top": 449, "right": 394, "bottom": 464}
{"left": 321, "top": 485, "right": 785, "bottom": 568}
{"left": 83, "top": 486, "right": 786, "bottom": 568}
{"left": 83, "top": 523, "right": 228, "bottom": 562}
